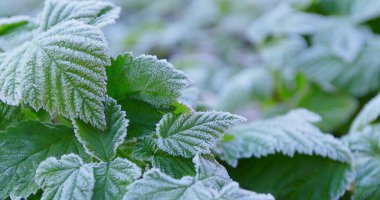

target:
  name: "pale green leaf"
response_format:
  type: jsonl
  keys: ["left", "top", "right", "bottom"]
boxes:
{"left": 215, "top": 109, "right": 352, "bottom": 167}
{"left": 0, "top": 20, "right": 110, "bottom": 129}
{"left": 350, "top": 93, "right": 380, "bottom": 132}
{"left": 39, "top": 0, "right": 120, "bottom": 30}
{"left": 345, "top": 125, "right": 380, "bottom": 199}
{"left": 106, "top": 52, "right": 190, "bottom": 107}
{"left": 74, "top": 97, "right": 129, "bottom": 162}
{"left": 35, "top": 154, "right": 95, "bottom": 200}
{"left": 156, "top": 111, "right": 246, "bottom": 158}
{"left": 93, "top": 158, "right": 141, "bottom": 200}
{"left": 0, "top": 121, "right": 89, "bottom": 200}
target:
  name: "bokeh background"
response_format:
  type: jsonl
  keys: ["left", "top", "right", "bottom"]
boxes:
{"left": 2, "top": 0, "right": 380, "bottom": 136}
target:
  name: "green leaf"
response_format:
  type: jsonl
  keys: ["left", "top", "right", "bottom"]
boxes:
{"left": 225, "top": 154, "right": 354, "bottom": 200}
{"left": 345, "top": 125, "right": 380, "bottom": 199}
{"left": 106, "top": 52, "right": 190, "bottom": 107}
{"left": 0, "top": 101, "right": 23, "bottom": 130}
{"left": 0, "top": 20, "right": 110, "bottom": 129}
{"left": 156, "top": 111, "right": 246, "bottom": 158}
{"left": 215, "top": 109, "right": 352, "bottom": 167}
{"left": 74, "top": 97, "right": 128, "bottom": 162}
{"left": 0, "top": 121, "right": 89, "bottom": 199}
{"left": 124, "top": 169, "right": 214, "bottom": 200}
{"left": 39, "top": 0, "right": 120, "bottom": 30}
{"left": 119, "top": 98, "right": 163, "bottom": 139}
{"left": 124, "top": 154, "right": 273, "bottom": 200}
{"left": 134, "top": 138, "right": 195, "bottom": 179}
{"left": 35, "top": 154, "right": 95, "bottom": 200}
{"left": 93, "top": 158, "right": 141, "bottom": 200}
{"left": 350, "top": 93, "right": 380, "bottom": 132}
{"left": 0, "top": 16, "right": 37, "bottom": 37}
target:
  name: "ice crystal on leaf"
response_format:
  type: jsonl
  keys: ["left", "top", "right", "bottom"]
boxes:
{"left": 156, "top": 111, "right": 246, "bottom": 158}
{"left": 123, "top": 154, "right": 274, "bottom": 200}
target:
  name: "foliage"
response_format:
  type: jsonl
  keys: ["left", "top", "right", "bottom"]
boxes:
{"left": 1, "top": 0, "right": 380, "bottom": 199}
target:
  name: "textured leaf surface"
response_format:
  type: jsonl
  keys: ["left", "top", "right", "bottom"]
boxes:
{"left": 350, "top": 93, "right": 380, "bottom": 132}
{"left": 0, "top": 20, "right": 109, "bottom": 129}
{"left": 134, "top": 138, "right": 195, "bottom": 178}
{"left": 226, "top": 154, "right": 354, "bottom": 200}
{"left": 0, "top": 16, "right": 37, "bottom": 37}
{"left": 215, "top": 109, "right": 352, "bottom": 167}
{"left": 157, "top": 112, "right": 246, "bottom": 157}
{"left": 93, "top": 158, "right": 141, "bottom": 200}
{"left": 36, "top": 154, "right": 94, "bottom": 200}
{"left": 106, "top": 52, "right": 190, "bottom": 107}
{"left": 124, "top": 154, "right": 273, "bottom": 200}
{"left": 40, "top": 0, "right": 120, "bottom": 30}
{"left": 345, "top": 125, "right": 380, "bottom": 199}
{"left": 0, "top": 101, "right": 23, "bottom": 130}
{"left": 0, "top": 121, "right": 89, "bottom": 199}
{"left": 74, "top": 97, "right": 128, "bottom": 162}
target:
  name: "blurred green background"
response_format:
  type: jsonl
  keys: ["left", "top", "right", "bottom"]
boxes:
{"left": 2, "top": 0, "right": 380, "bottom": 135}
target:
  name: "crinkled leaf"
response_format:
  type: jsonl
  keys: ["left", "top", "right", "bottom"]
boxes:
{"left": 0, "top": 121, "right": 89, "bottom": 200}
{"left": 345, "top": 125, "right": 380, "bottom": 199}
{"left": 215, "top": 109, "right": 352, "bottom": 167}
{"left": 35, "top": 154, "right": 94, "bottom": 200}
{"left": 226, "top": 154, "right": 354, "bottom": 200}
{"left": 93, "top": 158, "right": 141, "bottom": 200}
{"left": 106, "top": 52, "right": 190, "bottom": 107}
{"left": 0, "top": 101, "right": 23, "bottom": 130}
{"left": 157, "top": 111, "right": 246, "bottom": 158}
{"left": 124, "top": 169, "right": 214, "bottom": 200}
{"left": 134, "top": 138, "right": 195, "bottom": 178}
{"left": 350, "top": 93, "right": 380, "bottom": 132}
{"left": 39, "top": 0, "right": 120, "bottom": 30}
{"left": 74, "top": 97, "right": 128, "bottom": 162}
{"left": 0, "top": 20, "right": 110, "bottom": 129}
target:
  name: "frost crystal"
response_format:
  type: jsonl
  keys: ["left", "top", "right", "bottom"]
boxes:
{"left": 215, "top": 109, "right": 352, "bottom": 167}
{"left": 156, "top": 111, "right": 246, "bottom": 157}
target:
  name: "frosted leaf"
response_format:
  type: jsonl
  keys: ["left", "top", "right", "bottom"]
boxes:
{"left": 0, "top": 101, "right": 23, "bottom": 129}
{"left": 123, "top": 155, "right": 274, "bottom": 200}
{"left": 123, "top": 169, "right": 214, "bottom": 200}
{"left": 134, "top": 138, "right": 195, "bottom": 178}
{"left": 39, "top": 0, "right": 120, "bottom": 30}
{"left": 156, "top": 111, "right": 246, "bottom": 157}
{"left": 106, "top": 52, "right": 190, "bottom": 107}
{"left": 74, "top": 97, "right": 129, "bottom": 162}
{"left": 0, "top": 20, "right": 109, "bottom": 130}
{"left": 0, "top": 121, "right": 89, "bottom": 200}
{"left": 36, "top": 154, "right": 95, "bottom": 200}
{"left": 0, "top": 16, "right": 38, "bottom": 50}
{"left": 345, "top": 125, "right": 380, "bottom": 199}
{"left": 217, "top": 182, "right": 274, "bottom": 200}
{"left": 351, "top": 0, "right": 380, "bottom": 23}
{"left": 350, "top": 93, "right": 380, "bottom": 132}
{"left": 93, "top": 158, "right": 141, "bottom": 200}
{"left": 246, "top": 4, "right": 329, "bottom": 43}
{"left": 215, "top": 109, "right": 352, "bottom": 167}
{"left": 193, "top": 154, "right": 231, "bottom": 190}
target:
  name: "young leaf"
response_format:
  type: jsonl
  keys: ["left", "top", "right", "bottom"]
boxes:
{"left": 350, "top": 93, "right": 380, "bottom": 132}
{"left": 74, "top": 97, "right": 129, "bottom": 162}
{"left": 215, "top": 109, "right": 352, "bottom": 167}
{"left": 106, "top": 52, "right": 190, "bottom": 107}
{"left": 0, "top": 20, "right": 110, "bottom": 129}
{"left": 0, "top": 121, "right": 89, "bottom": 200}
{"left": 35, "top": 154, "right": 95, "bottom": 200}
{"left": 93, "top": 158, "right": 141, "bottom": 200}
{"left": 39, "top": 0, "right": 121, "bottom": 30}
{"left": 0, "top": 16, "right": 38, "bottom": 49}
{"left": 156, "top": 111, "right": 246, "bottom": 158}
